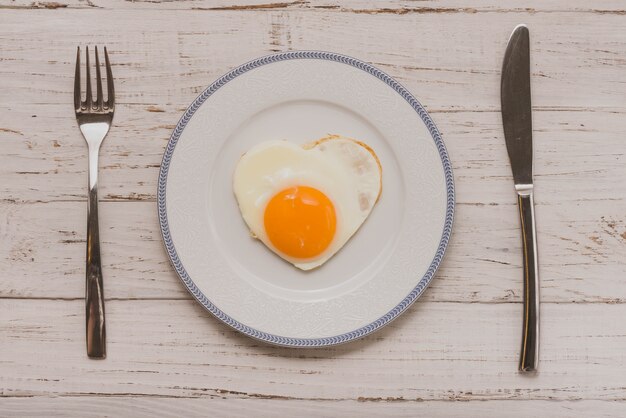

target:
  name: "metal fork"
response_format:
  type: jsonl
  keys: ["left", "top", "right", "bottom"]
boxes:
{"left": 74, "top": 46, "right": 114, "bottom": 359}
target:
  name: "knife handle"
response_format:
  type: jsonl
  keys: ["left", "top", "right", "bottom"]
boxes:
{"left": 517, "top": 189, "right": 539, "bottom": 372}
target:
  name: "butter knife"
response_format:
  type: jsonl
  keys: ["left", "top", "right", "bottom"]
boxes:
{"left": 501, "top": 24, "right": 540, "bottom": 372}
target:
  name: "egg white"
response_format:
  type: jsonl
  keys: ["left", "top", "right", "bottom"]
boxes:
{"left": 233, "top": 137, "right": 381, "bottom": 270}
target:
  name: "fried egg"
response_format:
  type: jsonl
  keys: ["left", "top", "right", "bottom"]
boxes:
{"left": 233, "top": 135, "right": 382, "bottom": 270}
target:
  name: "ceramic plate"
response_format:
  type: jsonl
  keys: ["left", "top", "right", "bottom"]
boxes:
{"left": 158, "top": 51, "right": 454, "bottom": 346}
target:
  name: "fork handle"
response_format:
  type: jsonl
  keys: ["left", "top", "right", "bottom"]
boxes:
{"left": 517, "top": 190, "right": 539, "bottom": 372}
{"left": 86, "top": 146, "right": 106, "bottom": 359}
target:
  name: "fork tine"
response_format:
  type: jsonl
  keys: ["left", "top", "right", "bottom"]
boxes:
{"left": 94, "top": 46, "right": 104, "bottom": 110}
{"left": 104, "top": 47, "right": 114, "bottom": 109}
{"left": 74, "top": 47, "right": 81, "bottom": 110}
{"left": 85, "top": 46, "right": 92, "bottom": 107}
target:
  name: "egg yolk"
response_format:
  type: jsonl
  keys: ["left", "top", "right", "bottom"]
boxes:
{"left": 264, "top": 186, "right": 337, "bottom": 259}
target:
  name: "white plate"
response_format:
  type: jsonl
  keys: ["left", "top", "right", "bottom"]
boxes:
{"left": 158, "top": 51, "right": 454, "bottom": 346}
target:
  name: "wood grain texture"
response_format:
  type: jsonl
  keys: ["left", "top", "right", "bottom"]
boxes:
{"left": 1, "top": 299, "right": 626, "bottom": 401}
{"left": 1, "top": 0, "right": 625, "bottom": 13}
{"left": 0, "top": 199, "right": 624, "bottom": 302}
{"left": 0, "top": 8, "right": 625, "bottom": 111}
{"left": 1, "top": 106, "right": 625, "bottom": 204}
{"left": 1, "top": 398, "right": 626, "bottom": 418}
{"left": 0, "top": 1, "right": 625, "bottom": 415}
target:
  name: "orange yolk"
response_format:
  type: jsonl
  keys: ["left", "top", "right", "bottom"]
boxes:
{"left": 264, "top": 186, "right": 336, "bottom": 259}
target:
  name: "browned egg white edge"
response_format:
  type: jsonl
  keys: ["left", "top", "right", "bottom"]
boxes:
{"left": 302, "top": 134, "right": 383, "bottom": 202}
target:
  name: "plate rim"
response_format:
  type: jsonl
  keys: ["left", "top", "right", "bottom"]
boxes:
{"left": 158, "top": 50, "right": 455, "bottom": 347}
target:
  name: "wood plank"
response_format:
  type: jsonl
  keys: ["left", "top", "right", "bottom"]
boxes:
{"left": 0, "top": 201, "right": 180, "bottom": 300}
{"left": 1, "top": 299, "right": 626, "bottom": 400}
{"left": 1, "top": 0, "right": 625, "bottom": 13}
{"left": 1, "top": 397, "right": 625, "bottom": 418}
{"left": 1, "top": 198, "right": 624, "bottom": 302}
{"left": 1, "top": 106, "right": 624, "bottom": 204}
{"left": 0, "top": 9, "right": 624, "bottom": 112}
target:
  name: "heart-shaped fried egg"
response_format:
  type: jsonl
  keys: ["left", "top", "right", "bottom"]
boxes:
{"left": 233, "top": 135, "right": 382, "bottom": 270}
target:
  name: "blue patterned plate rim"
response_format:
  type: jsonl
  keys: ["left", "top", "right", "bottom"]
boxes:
{"left": 157, "top": 50, "right": 455, "bottom": 347}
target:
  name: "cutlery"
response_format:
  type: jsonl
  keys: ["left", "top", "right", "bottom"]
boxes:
{"left": 501, "top": 24, "right": 540, "bottom": 372}
{"left": 74, "top": 46, "right": 115, "bottom": 359}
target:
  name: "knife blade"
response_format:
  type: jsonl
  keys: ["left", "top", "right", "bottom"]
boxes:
{"left": 502, "top": 25, "right": 533, "bottom": 187}
{"left": 501, "top": 24, "right": 540, "bottom": 373}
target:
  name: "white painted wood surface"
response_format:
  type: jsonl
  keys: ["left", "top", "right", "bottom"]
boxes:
{"left": 1, "top": 1, "right": 625, "bottom": 416}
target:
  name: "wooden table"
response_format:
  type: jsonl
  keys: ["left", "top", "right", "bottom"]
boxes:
{"left": 1, "top": 1, "right": 625, "bottom": 416}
